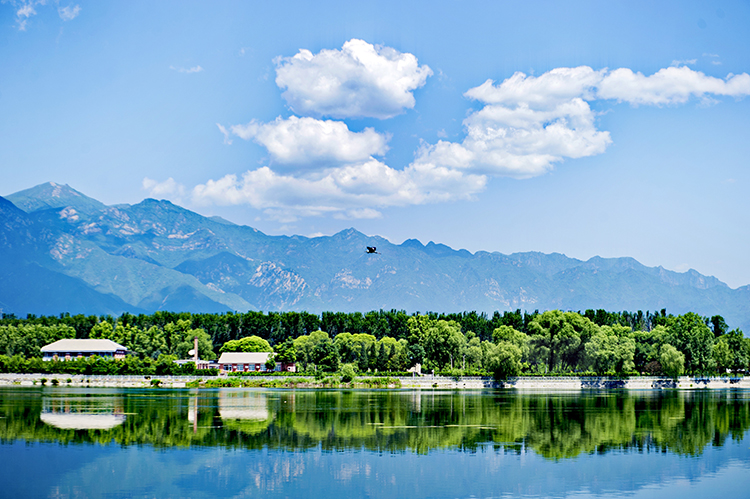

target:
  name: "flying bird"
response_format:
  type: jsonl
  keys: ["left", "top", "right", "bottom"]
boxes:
{"left": 366, "top": 246, "right": 380, "bottom": 254}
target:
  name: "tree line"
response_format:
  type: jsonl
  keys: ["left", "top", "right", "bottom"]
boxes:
{"left": 0, "top": 308, "right": 746, "bottom": 378}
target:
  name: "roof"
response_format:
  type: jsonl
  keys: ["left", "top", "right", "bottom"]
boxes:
{"left": 41, "top": 339, "right": 128, "bottom": 353}
{"left": 218, "top": 352, "right": 273, "bottom": 364}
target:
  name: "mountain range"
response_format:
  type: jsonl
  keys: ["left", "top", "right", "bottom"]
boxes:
{"left": 2, "top": 182, "right": 749, "bottom": 331}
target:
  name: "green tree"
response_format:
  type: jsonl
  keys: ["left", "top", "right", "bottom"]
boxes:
{"left": 274, "top": 338, "right": 297, "bottom": 364}
{"left": 294, "top": 331, "right": 333, "bottom": 370}
{"left": 712, "top": 338, "right": 731, "bottom": 374}
{"left": 486, "top": 342, "right": 522, "bottom": 381}
{"left": 527, "top": 311, "right": 596, "bottom": 373}
{"left": 164, "top": 320, "right": 215, "bottom": 360}
{"left": 131, "top": 326, "right": 167, "bottom": 359}
{"left": 265, "top": 353, "right": 277, "bottom": 371}
{"left": 660, "top": 344, "right": 685, "bottom": 378}
{"left": 584, "top": 325, "right": 635, "bottom": 374}
{"left": 667, "top": 313, "right": 713, "bottom": 374}
{"left": 220, "top": 335, "right": 273, "bottom": 353}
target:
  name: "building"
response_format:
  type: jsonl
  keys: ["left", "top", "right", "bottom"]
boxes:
{"left": 217, "top": 352, "right": 295, "bottom": 373}
{"left": 173, "top": 359, "right": 220, "bottom": 370}
{"left": 41, "top": 339, "right": 128, "bottom": 361}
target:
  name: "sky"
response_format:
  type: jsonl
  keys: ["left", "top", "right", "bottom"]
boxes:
{"left": 1, "top": 1, "right": 749, "bottom": 287}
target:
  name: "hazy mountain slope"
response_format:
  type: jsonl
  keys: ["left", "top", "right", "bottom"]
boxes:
{"left": 0, "top": 196, "right": 146, "bottom": 316}
{"left": 3, "top": 183, "right": 749, "bottom": 331}
{"left": 6, "top": 182, "right": 107, "bottom": 215}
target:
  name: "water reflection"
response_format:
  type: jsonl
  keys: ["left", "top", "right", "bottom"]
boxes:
{"left": 219, "top": 390, "right": 272, "bottom": 435}
{"left": 40, "top": 394, "right": 127, "bottom": 430}
{"left": 1, "top": 388, "right": 750, "bottom": 460}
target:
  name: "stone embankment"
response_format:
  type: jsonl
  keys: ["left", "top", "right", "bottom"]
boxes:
{"left": 398, "top": 375, "right": 750, "bottom": 390}
{"left": 1, "top": 373, "right": 748, "bottom": 390}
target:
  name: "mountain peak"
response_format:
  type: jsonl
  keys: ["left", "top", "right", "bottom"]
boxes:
{"left": 6, "top": 182, "right": 106, "bottom": 215}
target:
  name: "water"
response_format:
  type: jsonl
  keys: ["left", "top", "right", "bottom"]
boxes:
{"left": 1, "top": 387, "right": 750, "bottom": 498}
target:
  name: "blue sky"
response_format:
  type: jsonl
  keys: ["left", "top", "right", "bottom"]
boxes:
{"left": 2, "top": 1, "right": 749, "bottom": 287}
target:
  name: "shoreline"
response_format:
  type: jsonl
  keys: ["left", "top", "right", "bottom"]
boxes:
{"left": 1, "top": 373, "right": 748, "bottom": 390}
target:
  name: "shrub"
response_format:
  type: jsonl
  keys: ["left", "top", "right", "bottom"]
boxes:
{"left": 339, "top": 363, "right": 357, "bottom": 383}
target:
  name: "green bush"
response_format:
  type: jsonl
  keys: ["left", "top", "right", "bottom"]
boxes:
{"left": 339, "top": 363, "right": 357, "bottom": 383}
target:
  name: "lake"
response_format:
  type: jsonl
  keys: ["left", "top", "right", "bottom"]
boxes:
{"left": 1, "top": 387, "right": 749, "bottom": 498}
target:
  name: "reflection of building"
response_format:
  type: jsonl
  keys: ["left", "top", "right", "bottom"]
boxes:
{"left": 41, "top": 339, "right": 128, "bottom": 361}
{"left": 40, "top": 395, "right": 126, "bottom": 430}
{"left": 217, "top": 352, "right": 295, "bottom": 373}
{"left": 218, "top": 390, "right": 269, "bottom": 421}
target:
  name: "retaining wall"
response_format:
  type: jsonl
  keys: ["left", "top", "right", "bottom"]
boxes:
{"left": 2, "top": 373, "right": 749, "bottom": 390}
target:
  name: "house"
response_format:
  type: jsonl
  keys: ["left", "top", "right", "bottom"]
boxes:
{"left": 173, "top": 359, "right": 220, "bottom": 370}
{"left": 41, "top": 339, "right": 128, "bottom": 361}
{"left": 217, "top": 352, "right": 295, "bottom": 373}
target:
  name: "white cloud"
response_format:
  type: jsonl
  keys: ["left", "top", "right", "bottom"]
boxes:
{"left": 142, "top": 177, "right": 186, "bottom": 201}
{"left": 58, "top": 4, "right": 79, "bottom": 21}
{"left": 216, "top": 123, "right": 232, "bottom": 145}
{"left": 170, "top": 65, "right": 203, "bottom": 74}
{"left": 192, "top": 160, "right": 486, "bottom": 222}
{"left": 419, "top": 65, "right": 750, "bottom": 178}
{"left": 196, "top": 57, "right": 750, "bottom": 221}
{"left": 274, "top": 39, "right": 432, "bottom": 119}
{"left": 9, "top": 1, "right": 80, "bottom": 30}
{"left": 13, "top": 1, "right": 38, "bottom": 31}
{"left": 229, "top": 116, "right": 389, "bottom": 170}
{"left": 671, "top": 59, "right": 697, "bottom": 66}
{"left": 464, "top": 67, "right": 604, "bottom": 109}
{"left": 597, "top": 66, "right": 750, "bottom": 105}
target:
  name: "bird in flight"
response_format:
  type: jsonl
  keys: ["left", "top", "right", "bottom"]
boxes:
{"left": 366, "top": 246, "right": 380, "bottom": 254}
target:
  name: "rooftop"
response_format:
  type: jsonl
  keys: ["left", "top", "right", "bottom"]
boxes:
{"left": 41, "top": 339, "right": 128, "bottom": 352}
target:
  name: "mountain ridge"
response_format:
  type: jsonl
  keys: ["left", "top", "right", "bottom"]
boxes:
{"left": 1, "top": 182, "right": 748, "bottom": 332}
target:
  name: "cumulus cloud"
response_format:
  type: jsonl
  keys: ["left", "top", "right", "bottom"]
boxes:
{"left": 274, "top": 39, "right": 432, "bottom": 119}
{"left": 597, "top": 66, "right": 750, "bottom": 105}
{"left": 143, "top": 177, "right": 186, "bottom": 201}
{"left": 228, "top": 116, "right": 389, "bottom": 170}
{"left": 197, "top": 51, "right": 750, "bottom": 221}
{"left": 464, "top": 67, "right": 604, "bottom": 109}
{"left": 170, "top": 65, "right": 203, "bottom": 74}
{"left": 421, "top": 65, "right": 750, "bottom": 178}
{"left": 58, "top": 4, "right": 79, "bottom": 21}
{"left": 192, "top": 160, "right": 486, "bottom": 222}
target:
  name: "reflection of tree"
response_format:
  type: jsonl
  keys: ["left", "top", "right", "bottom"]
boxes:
{"left": 2, "top": 389, "right": 750, "bottom": 460}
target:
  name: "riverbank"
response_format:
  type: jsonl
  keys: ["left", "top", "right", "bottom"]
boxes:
{"left": 1, "top": 373, "right": 748, "bottom": 390}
